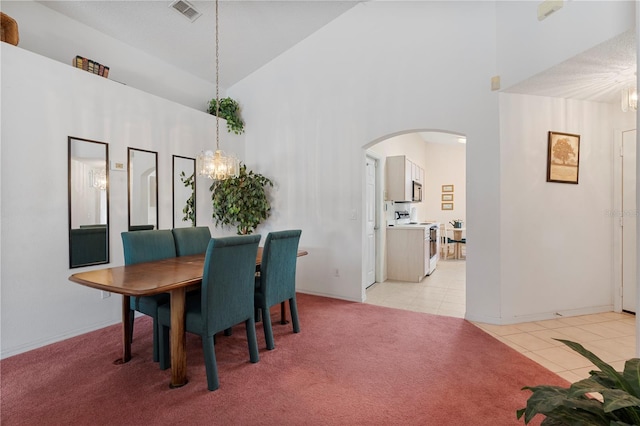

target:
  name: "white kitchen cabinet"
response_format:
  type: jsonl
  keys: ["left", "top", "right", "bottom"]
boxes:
{"left": 411, "top": 162, "right": 424, "bottom": 184}
{"left": 385, "top": 155, "right": 412, "bottom": 202}
{"left": 387, "top": 227, "right": 429, "bottom": 282}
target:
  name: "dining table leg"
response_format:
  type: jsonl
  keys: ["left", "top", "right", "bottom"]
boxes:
{"left": 169, "top": 287, "right": 188, "bottom": 388}
{"left": 114, "top": 295, "right": 132, "bottom": 365}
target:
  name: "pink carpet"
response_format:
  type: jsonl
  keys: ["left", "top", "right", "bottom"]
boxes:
{"left": 1, "top": 294, "right": 566, "bottom": 425}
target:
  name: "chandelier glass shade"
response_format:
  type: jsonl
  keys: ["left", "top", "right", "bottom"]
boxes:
{"left": 197, "top": 0, "right": 238, "bottom": 181}
{"left": 197, "top": 149, "right": 238, "bottom": 181}
{"left": 621, "top": 86, "right": 637, "bottom": 112}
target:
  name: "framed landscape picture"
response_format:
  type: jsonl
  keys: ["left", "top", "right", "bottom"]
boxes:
{"left": 442, "top": 202, "right": 453, "bottom": 210}
{"left": 442, "top": 194, "right": 453, "bottom": 201}
{"left": 442, "top": 184, "right": 454, "bottom": 192}
{"left": 547, "top": 131, "right": 580, "bottom": 184}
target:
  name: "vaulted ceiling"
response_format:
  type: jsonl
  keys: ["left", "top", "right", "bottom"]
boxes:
{"left": 39, "top": 0, "right": 361, "bottom": 89}
{"left": 38, "top": 1, "right": 637, "bottom": 106}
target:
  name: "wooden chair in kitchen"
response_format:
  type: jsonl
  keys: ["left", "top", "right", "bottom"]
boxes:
{"left": 440, "top": 224, "right": 453, "bottom": 259}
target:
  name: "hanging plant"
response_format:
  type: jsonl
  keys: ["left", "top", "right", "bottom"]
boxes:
{"left": 207, "top": 97, "right": 245, "bottom": 135}
{"left": 210, "top": 164, "right": 273, "bottom": 235}
{"left": 179, "top": 171, "right": 195, "bottom": 226}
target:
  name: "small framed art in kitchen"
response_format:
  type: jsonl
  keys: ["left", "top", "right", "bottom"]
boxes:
{"left": 442, "top": 202, "right": 453, "bottom": 210}
{"left": 442, "top": 184, "right": 454, "bottom": 192}
{"left": 547, "top": 131, "right": 580, "bottom": 184}
{"left": 442, "top": 194, "right": 453, "bottom": 202}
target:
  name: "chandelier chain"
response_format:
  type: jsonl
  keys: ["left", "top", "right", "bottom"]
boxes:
{"left": 215, "top": 0, "right": 220, "bottom": 149}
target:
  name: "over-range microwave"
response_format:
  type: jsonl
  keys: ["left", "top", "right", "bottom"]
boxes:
{"left": 412, "top": 181, "right": 422, "bottom": 202}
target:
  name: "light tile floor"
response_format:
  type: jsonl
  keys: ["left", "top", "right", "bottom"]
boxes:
{"left": 365, "top": 258, "right": 637, "bottom": 383}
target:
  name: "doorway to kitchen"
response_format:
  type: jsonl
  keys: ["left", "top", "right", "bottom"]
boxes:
{"left": 363, "top": 130, "right": 466, "bottom": 318}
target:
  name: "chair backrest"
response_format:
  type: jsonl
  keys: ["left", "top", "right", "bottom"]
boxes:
{"left": 260, "top": 230, "right": 302, "bottom": 307}
{"left": 121, "top": 230, "right": 176, "bottom": 265}
{"left": 201, "top": 235, "right": 261, "bottom": 333}
{"left": 172, "top": 226, "right": 212, "bottom": 256}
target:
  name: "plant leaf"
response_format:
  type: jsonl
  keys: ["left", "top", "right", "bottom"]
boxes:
{"left": 623, "top": 358, "right": 640, "bottom": 398}
{"left": 556, "top": 339, "right": 636, "bottom": 396}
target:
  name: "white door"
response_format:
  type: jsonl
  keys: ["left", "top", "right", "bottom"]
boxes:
{"left": 622, "top": 129, "right": 636, "bottom": 313}
{"left": 365, "top": 157, "right": 377, "bottom": 287}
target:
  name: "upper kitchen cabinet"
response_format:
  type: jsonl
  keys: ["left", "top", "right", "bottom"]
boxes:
{"left": 386, "top": 155, "right": 412, "bottom": 202}
{"left": 412, "top": 162, "right": 424, "bottom": 184}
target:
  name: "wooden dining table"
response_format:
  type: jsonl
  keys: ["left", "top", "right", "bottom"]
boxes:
{"left": 68, "top": 247, "right": 308, "bottom": 388}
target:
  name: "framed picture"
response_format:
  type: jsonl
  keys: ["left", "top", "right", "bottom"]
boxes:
{"left": 442, "top": 194, "right": 453, "bottom": 201}
{"left": 442, "top": 184, "right": 454, "bottom": 192}
{"left": 441, "top": 202, "right": 453, "bottom": 210}
{"left": 547, "top": 131, "right": 580, "bottom": 184}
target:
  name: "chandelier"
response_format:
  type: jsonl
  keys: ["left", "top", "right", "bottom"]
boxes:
{"left": 621, "top": 86, "right": 637, "bottom": 112}
{"left": 197, "top": 0, "right": 238, "bottom": 181}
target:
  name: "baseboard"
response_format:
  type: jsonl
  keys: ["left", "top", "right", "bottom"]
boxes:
{"left": 296, "top": 289, "right": 361, "bottom": 303}
{"left": 466, "top": 304, "right": 614, "bottom": 326}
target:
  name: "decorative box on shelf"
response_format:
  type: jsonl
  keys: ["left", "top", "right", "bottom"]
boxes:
{"left": 1, "top": 12, "right": 19, "bottom": 46}
{"left": 72, "top": 55, "right": 109, "bottom": 78}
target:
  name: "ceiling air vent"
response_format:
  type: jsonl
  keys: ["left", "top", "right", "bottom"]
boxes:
{"left": 169, "top": 0, "right": 202, "bottom": 23}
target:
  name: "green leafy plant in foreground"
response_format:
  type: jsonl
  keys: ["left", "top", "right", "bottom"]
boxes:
{"left": 210, "top": 164, "right": 273, "bottom": 235}
{"left": 517, "top": 339, "right": 640, "bottom": 425}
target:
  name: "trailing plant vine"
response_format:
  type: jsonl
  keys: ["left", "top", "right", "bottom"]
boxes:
{"left": 210, "top": 164, "right": 273, "bottom": 235}
{"left": 207, "top": 97, "right": 245, "bottom": 134}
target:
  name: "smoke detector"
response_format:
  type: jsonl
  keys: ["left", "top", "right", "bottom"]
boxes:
{"left": 169, "top": 0, "right": 202, "bottom": 23}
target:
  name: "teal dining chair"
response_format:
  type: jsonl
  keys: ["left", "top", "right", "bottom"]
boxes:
{"left": 158, "top": 234, "right": 261, "bottom": 391}
{"left": 171, "top": 226, "right": 211, "bottom": 256}
{"left": 254, "top": 229, "right": 302, "bottom": 350}
{"left": 121, "top": 229, "right": 176, "bottom": 362}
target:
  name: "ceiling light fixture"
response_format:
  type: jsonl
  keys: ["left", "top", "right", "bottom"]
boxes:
{"left": 621, "top": 86, "right": 637, "bottom": 112}
{"left": 197, "top": 0, "right": 238, "bottom": 181}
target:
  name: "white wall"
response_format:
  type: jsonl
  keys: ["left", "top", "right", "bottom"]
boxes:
{"left": 499, "top": 93, "right": 619, "bottom": 321}
{"left": 228, "top": 2, "right": 502, "bottom": 312}
{"left": 1, "top": 1, "right": 215, "bottom": 111}
{"left": 0, "top": 44, "right": 242, "bottom": 358}
{"left": 496, "top": 1, "right": 635, "bottom": 91}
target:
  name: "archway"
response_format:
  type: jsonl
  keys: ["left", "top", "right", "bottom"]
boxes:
{"left": 362, "top": 129, "right": 467, "bottom": 318}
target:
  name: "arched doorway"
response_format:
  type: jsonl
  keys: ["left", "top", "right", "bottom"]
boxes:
{"left": 362, "top": 129, "right": 467, "bottom": 318}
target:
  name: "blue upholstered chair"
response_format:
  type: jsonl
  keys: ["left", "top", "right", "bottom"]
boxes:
{"left": 254, "top": 229, "right": 302, "bottom": 350}
{"left": 158, "top": 235, "right": 261, "bottom": 391}
{"left": 121, "top": 230, "right": 176, "bottom": 362}
{"left": 171, "top": 226, "right": 211, "bottom": 256}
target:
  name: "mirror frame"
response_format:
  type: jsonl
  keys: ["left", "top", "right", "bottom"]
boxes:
{"left": 172, "top": 155, "right": 196, "bottom": 228}
{"left": 127, "top": 147, "right": 159, "bottom": 231}
{"left": 68, "top": 136, "right": 110, "bottom": 268}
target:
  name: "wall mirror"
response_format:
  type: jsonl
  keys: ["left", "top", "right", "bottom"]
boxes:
{"left": 128, "top": 147, "right": 158, "bottom": 231}
{"left": 68, "top": 136, "right": 109, "bottom": 268}
{"left": 172, "top": 155, "right": 196, "bottom": 228}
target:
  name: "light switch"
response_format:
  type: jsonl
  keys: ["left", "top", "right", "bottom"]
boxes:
{"left": 111, "top": 161, "right": 126, "bottom": 171}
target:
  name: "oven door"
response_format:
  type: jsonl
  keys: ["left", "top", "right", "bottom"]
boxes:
{"left": 412, "top": 181, "right": 422, "bottom": 202}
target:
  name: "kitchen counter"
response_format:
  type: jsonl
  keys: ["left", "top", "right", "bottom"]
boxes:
{"left": 386, "top": 223, "right": 440, "bottom": 282}
{"left": 387, "top": 222, "right": 438, "bottom": 230}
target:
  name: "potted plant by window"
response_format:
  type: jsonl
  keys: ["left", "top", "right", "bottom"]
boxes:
{"left": 207, "top": 97, "right": 244, "bottom": 135}
{"left": 517, "top": 339, "right": 640, "bottom": 425}
{"left": 210, "top": 164, "right": 273, "bottom": 235}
